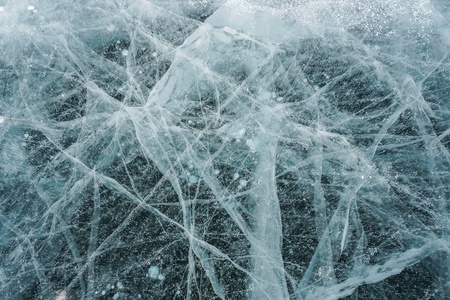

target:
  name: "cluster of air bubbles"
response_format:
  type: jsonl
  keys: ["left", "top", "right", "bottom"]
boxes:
{"left": 95, "top": 281, "right": 126, "bottom": 298}
{"left": 187, "top": 164, "right": 199, "bottom": 185}
{"left": 238, "top": 179, "right": 247, "bottom": 189}
{"left": 148, "top": 266, "right": 165, "bottom": 280}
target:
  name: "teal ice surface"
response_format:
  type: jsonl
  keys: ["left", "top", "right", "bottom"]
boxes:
{"left": 0, "top": 1, "right": 448, "bottom": 299}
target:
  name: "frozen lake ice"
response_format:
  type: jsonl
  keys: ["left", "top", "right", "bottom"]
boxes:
{"left": 0, "top": 0, "right": 449, "bottom": 299}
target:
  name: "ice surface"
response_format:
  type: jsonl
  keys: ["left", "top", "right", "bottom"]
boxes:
{"left": 0, "top": 0, "right": 449, "bottom": 299}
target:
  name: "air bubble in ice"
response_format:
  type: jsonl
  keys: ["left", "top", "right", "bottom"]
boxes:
{"left": 188, "top": 175, "right": 198, "bottom": 184}
{"left": 148, "top": 266, "right": 159, "bottom": 279}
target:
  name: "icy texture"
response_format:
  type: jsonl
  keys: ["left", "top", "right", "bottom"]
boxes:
{"left": 0, "top": 0, "right": 449, "bottom": 299}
